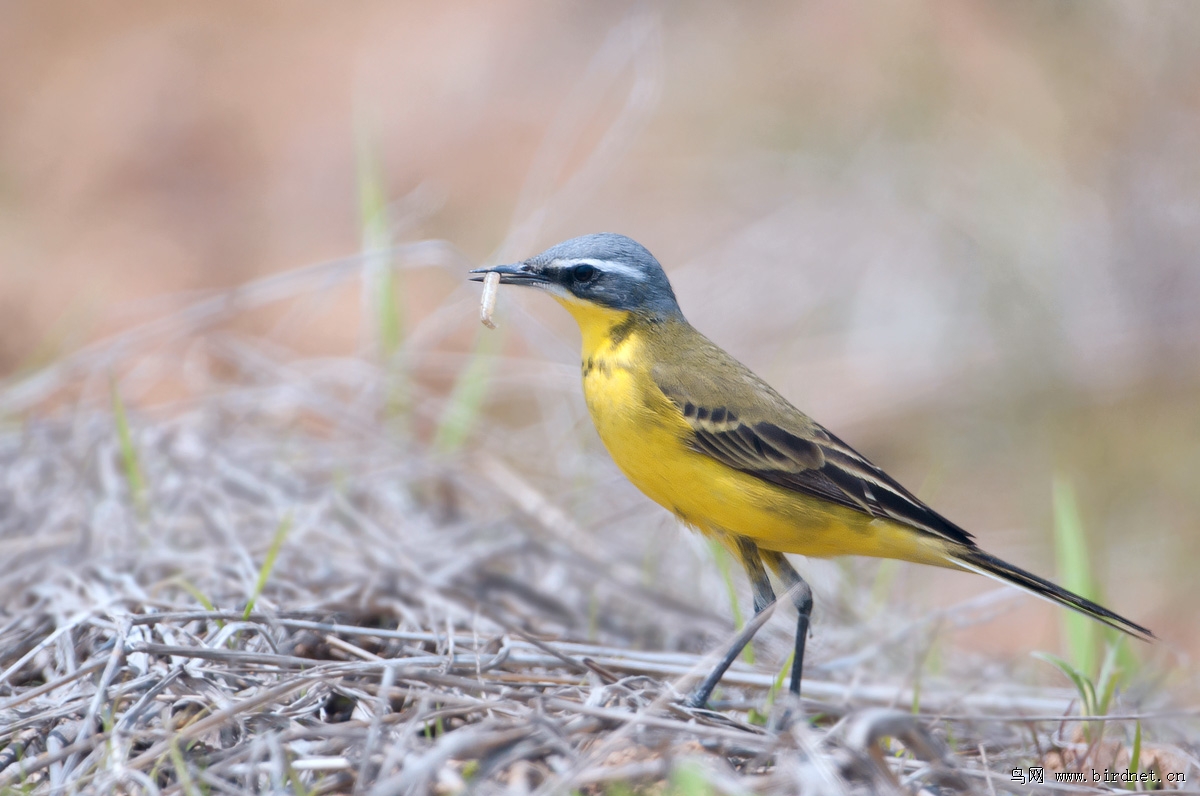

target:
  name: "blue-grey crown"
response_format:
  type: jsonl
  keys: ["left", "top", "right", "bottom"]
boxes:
{"left": 532, "top": 233, "right": 654, "bottom": 267}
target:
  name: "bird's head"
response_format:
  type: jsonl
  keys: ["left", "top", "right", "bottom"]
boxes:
{"left": 470, "top": 233, "right": 682, "bottom": 320}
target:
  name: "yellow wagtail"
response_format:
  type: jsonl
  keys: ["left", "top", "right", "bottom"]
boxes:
{"left": 470, "top": 233, "right": 1153, "bottom": 707}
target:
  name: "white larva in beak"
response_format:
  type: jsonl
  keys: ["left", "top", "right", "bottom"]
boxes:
{"left": 479, "top": 270, "right": 500, "bottom": 329}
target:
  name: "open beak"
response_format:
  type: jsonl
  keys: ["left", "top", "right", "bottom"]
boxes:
{"left": 468, "top": 262, "right": 548, "bottom": 286}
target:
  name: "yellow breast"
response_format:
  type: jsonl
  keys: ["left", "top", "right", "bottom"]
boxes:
{"left": 556, "top": 298, "right": 690, "bottom": 508}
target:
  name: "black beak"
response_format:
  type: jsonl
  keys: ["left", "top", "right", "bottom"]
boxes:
{"left": 468, "top": 262, "right": 548, "bottom": 285}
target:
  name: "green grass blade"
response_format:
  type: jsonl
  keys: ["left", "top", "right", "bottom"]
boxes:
{"left": 707, "top": 539, "right": 752, "bottom": 665}
{"left": 668, "top": 761, "right": 714, "bottom": 796}
{"left": 355, "top": 107, "right": 410, "bottom": 428}
{"left": 602, "top": 783, "right": 635, "bottom": 796}
{"left": 1129, "top": 720, "right": 1142, "bottom": 787}
{"left": 371, "top": 259, "right": 403, "bottom": 357}
{"left": 244, "top": 514, "right": 293, "bottom": 620}
{"left": 434, "top": 326, "right": 501, "bottom": 453}
{"left": 358, "top": 168, "right": 403, "bottom": 356}
{"left": 774, "top": 651, "right": 793, "bottom": 693}
{"left": 1033, "top": 650, "right": 1097, "bottom": 716}
{"left": 167, "top": 735, "right": 201, "bottom": 796}
{"left": 1052, "top": 477, "right": 1098, "bottom": 677}
{"left": 111, "top": 378, "right": 148, "bottom": 514}
{"left": 173, "top": 578, "right": 223, "bottom": 630}
{"left": 285, "top": 761, "right": 314, "bottom": 796}
{"left": 749, "top": 651, "right": 793, "bottom": 726}
{"left": 1095, "top": 641, "right": 1123, "bottom": 715}
{"left": 174, "top": 578, "right": 216, "bottom": 612}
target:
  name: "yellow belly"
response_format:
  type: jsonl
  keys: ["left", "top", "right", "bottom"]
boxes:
{"left": 562, "top": 300, "right": 948, "bottom": 566}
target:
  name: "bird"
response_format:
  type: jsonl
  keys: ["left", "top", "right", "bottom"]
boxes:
{"left": 469, "top": 232, "right": 1153, "bottom": 709}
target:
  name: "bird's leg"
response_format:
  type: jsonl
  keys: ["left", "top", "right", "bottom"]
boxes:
{"left": 686, "top": 537, "right": 777, "bottom": 708}
{"left": 761, "top": 551, "right": 813, "bottom": 696}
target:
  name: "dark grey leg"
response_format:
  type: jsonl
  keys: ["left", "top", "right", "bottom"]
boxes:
{"left": 761, "top": 550, "right": 813, "bottom": 696}
{"left": 686, "top": 537, "right": 777, "bottom": 708}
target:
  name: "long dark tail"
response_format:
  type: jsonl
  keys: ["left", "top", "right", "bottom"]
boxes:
{"left": 948, "top": 548, "right": 1154, "bottom": 642}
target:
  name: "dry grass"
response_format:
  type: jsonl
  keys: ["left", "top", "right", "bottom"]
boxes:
{"left": 2, "top": 9, "right": 1199, "bottom": 791}
{"left": 0, "top": 247, "right": 1195, "bottom": 796}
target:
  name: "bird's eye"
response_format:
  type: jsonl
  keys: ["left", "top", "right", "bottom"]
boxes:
{"left": 572, "top": 264, "right": 598, "bottom": 283}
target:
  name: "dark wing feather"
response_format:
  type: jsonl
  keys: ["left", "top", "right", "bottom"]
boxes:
{"left": 655, "top": 380, "right": 974, "bottom": 548}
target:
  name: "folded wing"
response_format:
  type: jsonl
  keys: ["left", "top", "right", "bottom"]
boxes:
{"left": 655, "top": 378, "right": 974, "bottom": 549}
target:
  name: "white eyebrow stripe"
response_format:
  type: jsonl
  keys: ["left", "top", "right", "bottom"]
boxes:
{"left": 553, "top": 258, "right": 648, "bottom": 281}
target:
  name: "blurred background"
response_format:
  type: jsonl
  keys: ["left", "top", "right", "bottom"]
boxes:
{"left": 1, "top": 1, "right": 1197, "bottom": 665}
